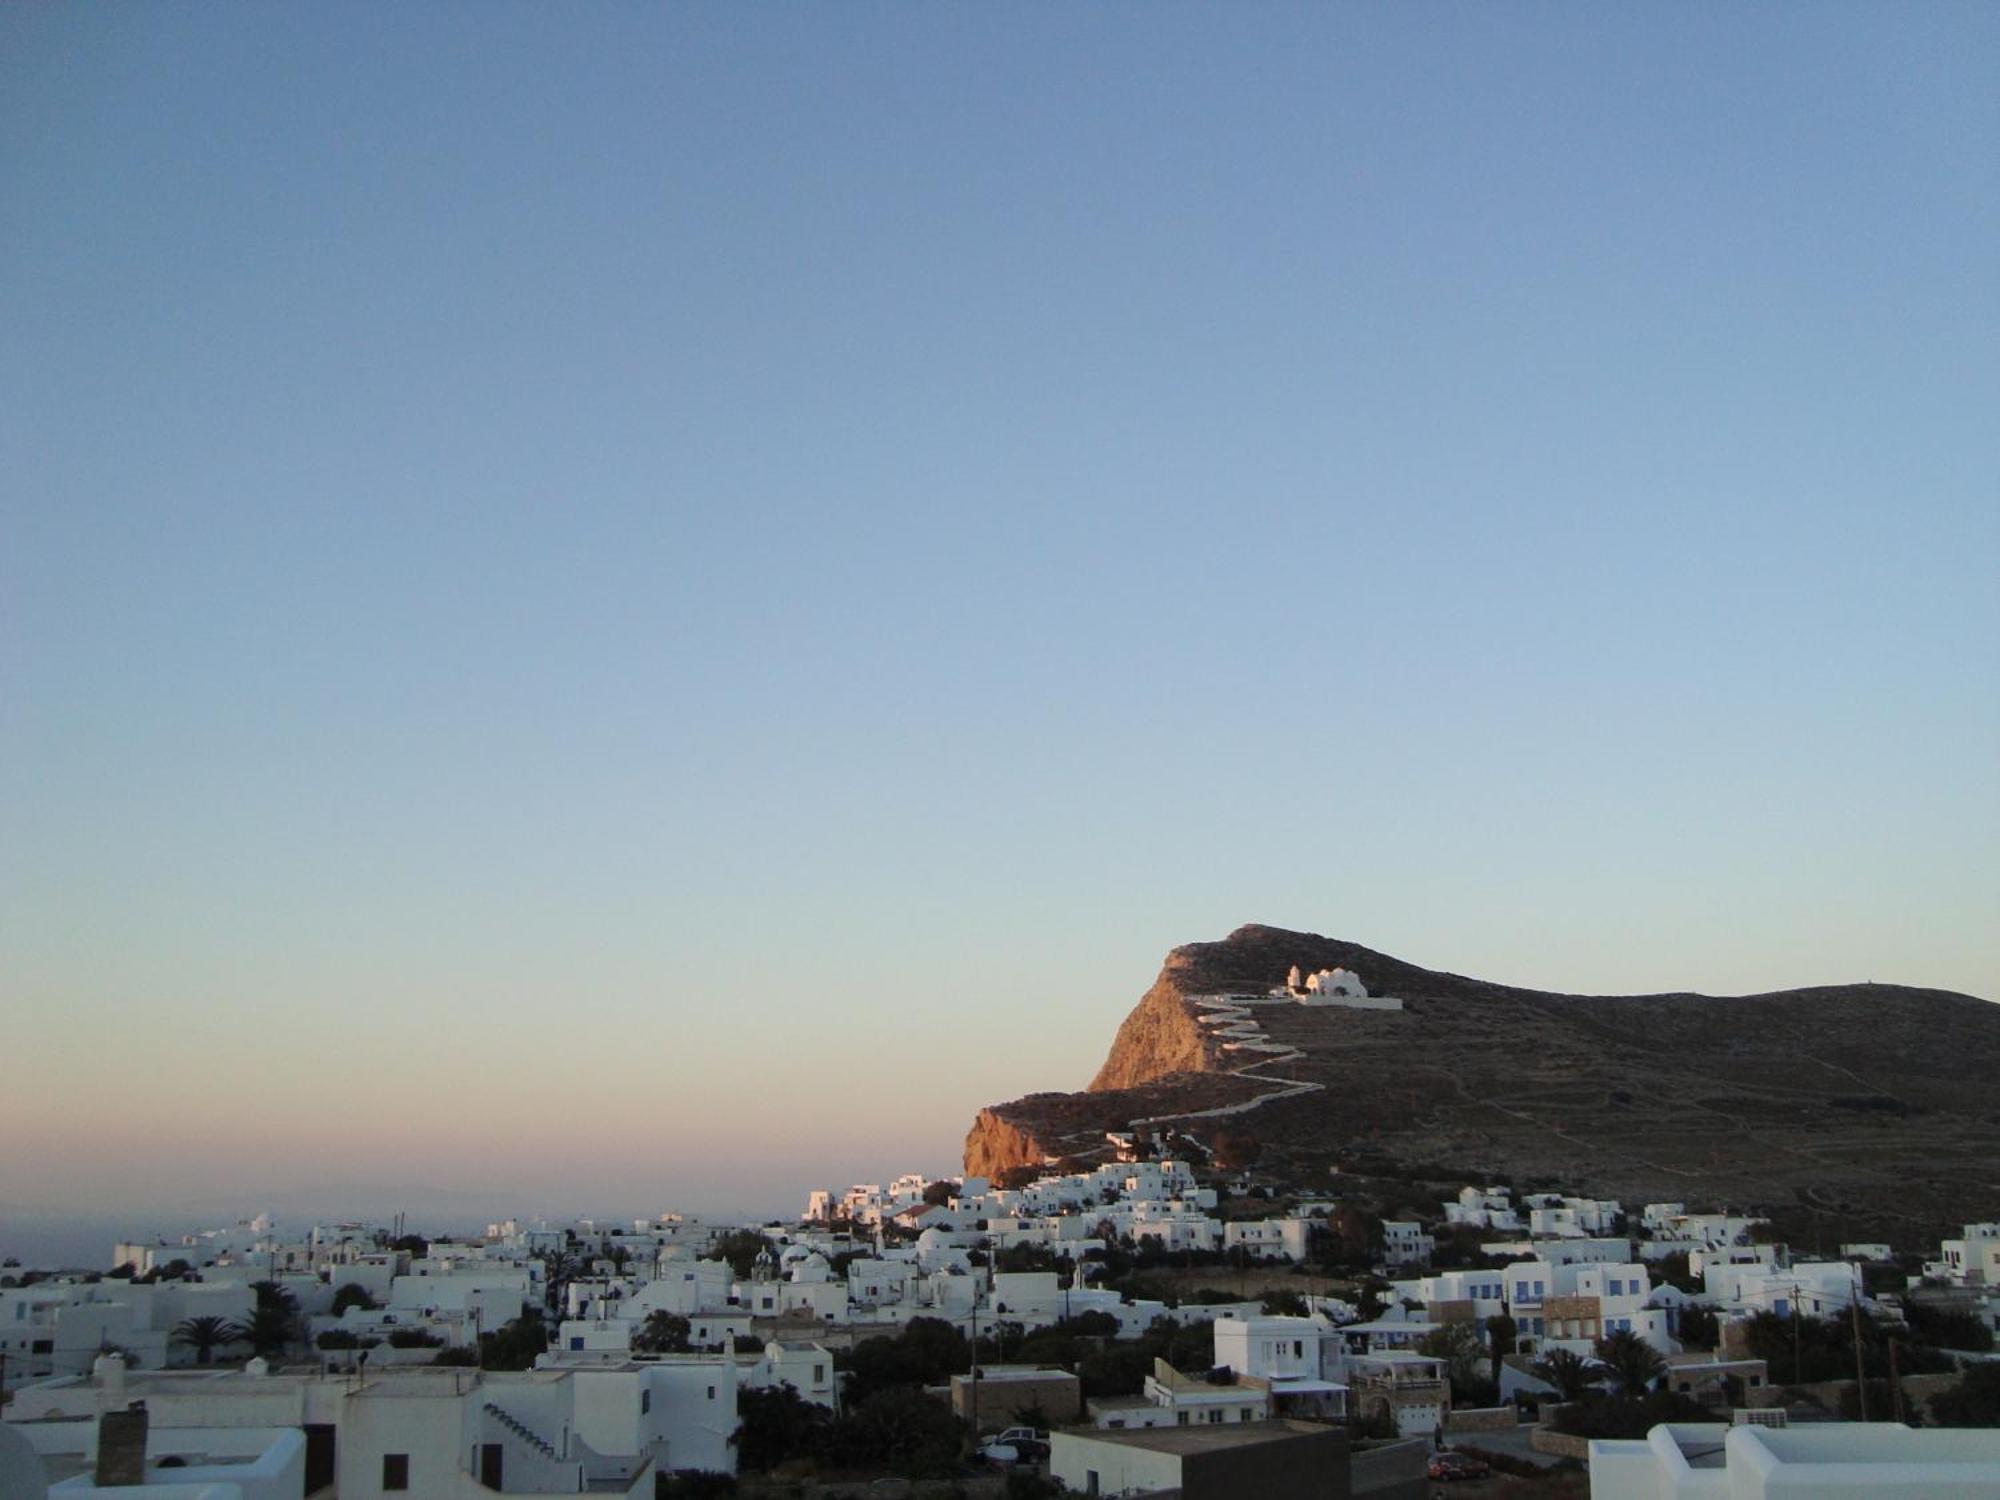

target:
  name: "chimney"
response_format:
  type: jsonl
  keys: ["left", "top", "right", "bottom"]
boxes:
{"left": 92, "top": 1352, "right": 127, "bottom": 1399}
{"left": 95, "top": 1401, "right": 149, "bottom": 1487}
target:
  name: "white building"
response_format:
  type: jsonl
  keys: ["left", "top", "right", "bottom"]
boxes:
{"left": 1588, "top": 1420, "right": 2000, "bottom": 1499}
{"left": 1709, "top": 1260, "right": 1860, "bottom": 1319}
{"left": 1222, "top": 1219, "right": 1311, "bottom": 1262}
{"left": 1929, "top": 1223, "right": 2000, "bottom": 1287}
{"left": 1289, "top": 968, "right": 1403, "bottom": 1011}
{"left": 1381, "top": 1222, "right": 1433, "bottom": 1268}
{"left": 1089, "top": 1360, "right": 1274, "bottom": 1430}
{"left": 3, "top": 1353, "right": 738, "bottom": 1496}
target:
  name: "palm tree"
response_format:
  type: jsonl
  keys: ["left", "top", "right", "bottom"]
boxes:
{"left": 1531, "top": 1346, "right": 1596, "bottom": 1402}
{"left": 241, "top": 1303, "right": 299, "bottom": 1359}
{"left": 1595, "top": 1328, "right": 1666, "bottom": 1397}
{"left": 171, "top": 1316, "right": 245, "bottom": 1367}
{"left": 1486, "top": 1313, "right": 1519, "bottom": 1384}
{"left": 534, "top": 1247, "right": 584, "bottom": 1318}
{"left": 242, "top": 1281, "right": 302, "bottom": 1359}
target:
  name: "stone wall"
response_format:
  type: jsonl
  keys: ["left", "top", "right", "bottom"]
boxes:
{"left": 1447, "top": 1405, "right": 1518, "bottom": 1433}
{"left": 1529, "top": 1425, "right": 1592, "bottom": 1460}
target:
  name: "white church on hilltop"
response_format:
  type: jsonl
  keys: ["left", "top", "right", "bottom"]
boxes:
{"left": 1276, "top": 965, "right": 1403, "bottom": 1011}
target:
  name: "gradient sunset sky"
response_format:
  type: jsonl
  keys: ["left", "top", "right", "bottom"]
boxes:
{"left": 4, "top": 4, "right": 1995, "bottom": 1229}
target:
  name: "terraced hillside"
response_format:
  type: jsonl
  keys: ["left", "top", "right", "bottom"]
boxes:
{"left": 965, "top": 925, "right": 2000, "bottom": 1239}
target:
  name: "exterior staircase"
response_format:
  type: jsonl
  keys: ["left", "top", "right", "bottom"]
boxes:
{"left": 483, "top": 1402, "right": 560, "bottom": 1460}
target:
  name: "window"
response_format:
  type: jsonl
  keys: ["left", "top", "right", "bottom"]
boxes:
{"left": 1177, "top": 1411, "right": 1190, "bottom": 1426}
{"left": 707, "top": 1386, "right": 716, "bottom": 1400}
{"left": 382, "top": 1455, "right": 409, "bottom": 1491}
{"left": 641, "top": 1390, "right": 651, "bottom": 1414}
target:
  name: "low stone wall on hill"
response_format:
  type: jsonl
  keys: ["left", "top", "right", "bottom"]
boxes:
{"left": 1447, "top": 1405, "right": 1518, "bottom": 1433}
{"left": 1529, "top": 1426, "right": 1592, "bottom": 1460}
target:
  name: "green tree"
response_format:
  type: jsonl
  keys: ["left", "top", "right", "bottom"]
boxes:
{"left": 1532, "top": 1346, "right": 1596, "bottom": 1402}
{"left": 240, "top": 1304, "right": 298, "bottom": 1359}
{"left": 1675, "top": 1306, "right": 1719, "bottom": 1351}
{"left": 1417, "top": 1322, "right": 1485, "bottom": 1386}
{"left": 330, "top": 1283, "right": 378, "bottom": 1316}
{"left": 633, "top": 1311, "right": 692, "bottom": 1355}
{"left": 1485, "top": 1312, "right": 1518, "bottom": 1383}
{"left": 824, "top": 1388, "right": 967, "bottom": 1478}
{"left": 171, "top": 1316, "right": 245, "bottom": 1366}
{"left": 1930, "top": 1363, "right": 2000, "bottom": 1427}
{"left": 1902, "top": 1300, "right": 1996, "bottom": 1354}
{"left": 480, "top": 1311, "right": 550, "bottom": 1371}
{"left": 658, "top": 1472, "right": 738, "bottom": 1499}
{"left": 707, "top": 1231, "right": 769, "bottom": 1281}
{"left": 1595, "top": 1329, "right": 1665, "bottom": 1397}
{"left": 534, "top": 1248, "right": 585, "bottom": 1318}
{"left": 1418, "top": 1320, "right": 1494, "bottom": 1404}
{"left": 731, "top": 1383, "right": 831, "bottom": 1471}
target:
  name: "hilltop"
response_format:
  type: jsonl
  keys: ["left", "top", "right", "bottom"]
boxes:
{"left": 965, "top": 925, "right": 2000, "bottom": 1239}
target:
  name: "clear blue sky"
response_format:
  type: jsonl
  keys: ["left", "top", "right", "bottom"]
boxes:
{"left": 3, "top": 3, "right": 1995, "bottom": 1226}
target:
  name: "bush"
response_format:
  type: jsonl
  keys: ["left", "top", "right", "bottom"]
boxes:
{"left": 1449, "top": 1443, "right": 1541, "bottom": 1479}
{"left": 1549, "top": 1392, "right": 1712, "bottom": 1440}
{"left": 1902, "top": 1301, "right": 1996, "bottom": 1353}
{"left": 1930, "top": 1363, "right": 2000, "bottom": 1427}
{"left": 657, "top": 1473, "right": 737, "bottom": 1499}
{"left": 1004, "top": 1470, "right": 1066, "bottom": 1499}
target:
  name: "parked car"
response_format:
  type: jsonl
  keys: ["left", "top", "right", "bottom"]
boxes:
{"left": 1427, "top": 1451, "right": 1491, "bottom": 1481}
{"left": 993, "top": 1426, "right": 1051, "bottom": 1460}
{"left": 976, "top": 1441, "right": 1021, "bottom": 1466}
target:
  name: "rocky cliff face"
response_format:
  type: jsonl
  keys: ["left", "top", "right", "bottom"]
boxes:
{"left": 962, "top": 1107, "right": 1055, "bottom": 1178}
{"left": 1086, "top": 923, "right": 1448, "bottom": 1091}
{"left": 1086, "top": 974, "right": 1215, "bottom": 1091}
{"left": 966, "top": 923, "right": 2000, "bottom": 1239}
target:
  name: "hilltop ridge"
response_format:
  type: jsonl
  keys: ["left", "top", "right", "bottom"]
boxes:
{"left": 969, "top": 925, "right": 2000, "bottom": 1238}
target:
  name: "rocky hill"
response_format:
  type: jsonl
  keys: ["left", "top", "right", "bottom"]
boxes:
{"left": 966, "top": 924, "right": 2000, "bottom": 1238}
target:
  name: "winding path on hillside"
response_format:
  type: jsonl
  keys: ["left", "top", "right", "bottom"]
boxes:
{"left": 1126, "top": 995, "right": 1326, "bottom": 1134}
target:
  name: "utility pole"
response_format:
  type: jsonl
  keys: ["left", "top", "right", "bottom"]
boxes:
{"left": 1888, "top": 1337, "right": 1905, "bottom": 1424}
{"left": 1850, "top": 1295, "right": 1870, "bottom": 1422}
{"left": 1800, "top": 1288, "right": 1816, "bottom": 1392}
